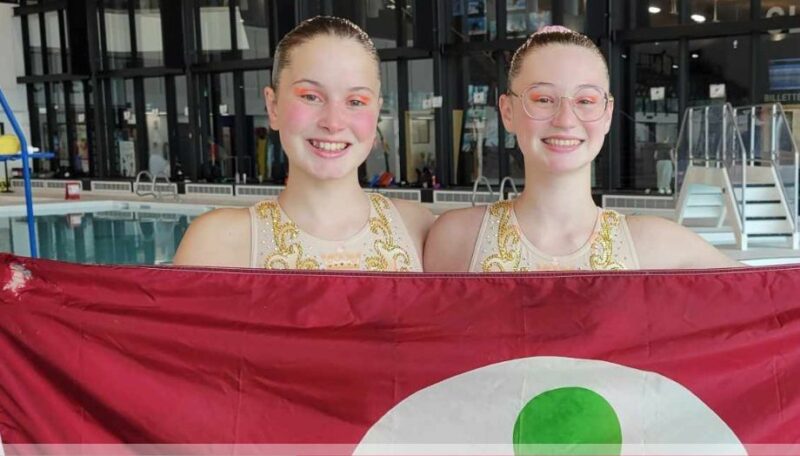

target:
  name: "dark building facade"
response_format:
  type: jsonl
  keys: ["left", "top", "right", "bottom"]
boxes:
{"left": 11, "top": 0, "right": 800, "bottom": 192}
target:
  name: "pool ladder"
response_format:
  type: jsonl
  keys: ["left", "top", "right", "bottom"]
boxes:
{"left": 135, "top": 170, "right": 179, "bottom": 201}
{"left": 471, "top": 175, "right": 520, "bottom": 207}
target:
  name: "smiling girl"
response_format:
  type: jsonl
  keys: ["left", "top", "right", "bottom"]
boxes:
{"left": 424, "top": 26, "right": 739, "bottom": 272}
{"left": 174, "top": 17, "right": 433, "bottom": 271}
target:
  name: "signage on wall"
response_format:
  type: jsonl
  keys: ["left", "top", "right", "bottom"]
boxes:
{"left": 219, "top": 104, "right": 228, "bottom": 115}
{"left": 766, "top": 5, "right": 800, "bottom": 35}
{"left": 650, "top": 87, "right": 665, "bottom": 101}
{"left": 764, "top": 92, "right": 800, "bottom": 103}
{"left": 709, "top": 84, "right": 726, "bottom": 99}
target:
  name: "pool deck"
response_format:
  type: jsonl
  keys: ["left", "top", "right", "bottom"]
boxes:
{"left": 2, "top": 189, "right": 800, "bottom": 265}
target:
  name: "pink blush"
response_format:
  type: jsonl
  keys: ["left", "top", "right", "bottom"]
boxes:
{"left": 348, "top": 110, "right": 378, "bottom": 138}
{"left": 282, "top": 101, "right": 316, "bottom": 127}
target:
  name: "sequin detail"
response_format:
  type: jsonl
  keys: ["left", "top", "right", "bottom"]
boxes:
{"left": 364, "top": 194, "right": 413, "bottom": 272}
{"left": 253, "top": 194, "right": 418, "bottom": 271}
{"left": 589, "top": 210, "right": 624, "bottom": 271}
{"left": 255, "top": 201, "right": 321, "bottom": 270}
{"left": 481, "top": 201, "right": 527, "bottom": 272}
{"left": 474, "top": 201, "right": 634, "bottom": 272}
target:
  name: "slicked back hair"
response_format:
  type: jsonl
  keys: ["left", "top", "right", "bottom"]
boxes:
{"left": 508, "top": 27, "right": 609, "bottom": 87}
{"left": 272, "top": 16, "right": 380, "bottom": 93}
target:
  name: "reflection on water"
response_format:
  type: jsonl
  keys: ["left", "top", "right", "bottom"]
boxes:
{"left": 0, "top": 211, "right": 194, "bottom": 265}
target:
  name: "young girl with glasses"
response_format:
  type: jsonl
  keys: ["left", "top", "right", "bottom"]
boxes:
{"left": 425, "top": 26, "right": 739, "bottom": 272}
{"left": 174, "top": 16, "right": 433, "bottom": 271}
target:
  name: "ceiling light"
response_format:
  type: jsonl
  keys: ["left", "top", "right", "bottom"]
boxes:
{"left": 672, "top": 64, "right": 679, "bottom": 69}
{"left": 770, "top": 32, "right": 787, "bottom": 42}
{"left": 649, "top": 6, "right": 662, "bottom": 13}
{"left": 691, "top": 53, "right": 699, "bottom": 58}
{"left": 691, "top": 14, "right": 706, "bottom": 23}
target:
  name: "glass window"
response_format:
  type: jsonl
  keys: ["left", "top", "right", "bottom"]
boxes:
{"left": 70, "top": 82, "right": 90, "bottom": 175}
{"left": 52, "top": 84, "right": 69, "bottom": 171}
{"left": 403, "top": 1, "right": 415, "bottom": 47}
{"left": 450, "top": 0, "right": 497, "bottom": 42}
{"left": 108, "top": 79, "right": 138, "bottom": 177}
{"left": 627, "top": 42, "right": 680, "bottom": 191}
{"left": 244, "top": 70, "right": 272, "bottom": 182}
{"left": 689, "top": 36, "right": 751, "bottom": 107}
{"left": 102, "top": 0, "right": 133, "bottom": 69}
{"left": 331, "top": 0, "right": 398, "bottom": 49}
{"left": 562, "top": 0, "right": 586, "bottom": 33}
{"left": 174, "top": 75, "right": 192, "bottom": 181}
{"left": 200, "top": 72, "right": 237, "bottom": 181}
{"left": 690, "top": 0, "right": 750, "bottom": 23}
{"left": 406, "top": 59, "right": 436, "bottom": 187}
{"left": 366, "top": 61, "right": 400, "bottom": 184}
{"left": 240, "top": 0, "right": 270, "bottom": 59}
{"left": 506, "top": 0, "right": 552, "bottom": 38}
{"left": 762, "top": 0, "right": 800, "bottom": 19}
{"left": 44, "top": 11, "right": 62, "bottom": 73}
{"left": 453, "top": 53, "right": 502, "bottom": 187}
{"left": 756, "top": 31, "right": 800, "bottom": 150}
{"left": 27, "top": 15, "right": 44, "bottom": 75}
{"left": 135, "top": 0, "right": 164, "bottom": 66}
{"left": 635, "top": 0, "right": 680, "bottom": 27}
{"left": 143, "top": 78, "right": 170, "bottom": 178}
{"left": 199, "top": 0, "right": 234, "bottom": 60}
{"left": 31, "top": 83, "right": 51, "bottom": 173}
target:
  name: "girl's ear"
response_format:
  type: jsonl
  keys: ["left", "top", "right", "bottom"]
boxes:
{"left": 264, "top": 86, "right": 279, "bottom": 130}
{"left": 499, "top": 93, "right": 516, "bottom": 134}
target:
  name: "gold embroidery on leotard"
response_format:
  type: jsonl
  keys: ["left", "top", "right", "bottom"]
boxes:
{"left": 481, "top": 201, "right": 527, "bottom": 272}
{"left": 255, "top": 201, "right": 321, "bottom": 270}
{"left": 588, "top": 210, "right": 624, "bottom": 271}
{"left": 364, "top": 194, "right": 412, "bottom": 272}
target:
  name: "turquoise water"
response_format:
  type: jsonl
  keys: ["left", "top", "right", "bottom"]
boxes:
{"left": 0, "top": 201, "right": 214, "bottom": 265}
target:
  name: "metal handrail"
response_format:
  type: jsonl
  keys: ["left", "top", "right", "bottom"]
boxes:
{"left": 135, "top": 170, "right": 178, "bottom": 201}
{"left": 471, "top": 175, "right": 494, "bottom": 207}
{"left": 498, "top": 176, "right": 519, "bottom": 201}
{"left": 775, "top": 103, "right": 800, "bottom": 233}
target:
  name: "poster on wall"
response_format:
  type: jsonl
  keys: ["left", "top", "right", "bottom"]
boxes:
{"left": 118, "top": 140, "right": 136, "bottom": 177}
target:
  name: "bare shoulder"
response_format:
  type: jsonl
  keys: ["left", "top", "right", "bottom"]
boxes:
{"left": 391, "top": 198, "right": 436, "bottom": 237}
{"left": 626, "top": 214, "right": 741, "bottom": 269}
{"left": 173, "top": 207, "right": 252, "bottom": 268}
{"left": 423, "top": 205, "right": 488, "bottom": 272}
{"left": 390, "top": 198, "right": 436, "bottom": 262}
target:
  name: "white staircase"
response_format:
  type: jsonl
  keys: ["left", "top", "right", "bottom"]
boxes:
{"left": 673, "top": 103, "right": 800, "bottom": 250}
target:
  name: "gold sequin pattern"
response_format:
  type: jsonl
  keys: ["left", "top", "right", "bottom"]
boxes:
{"left": 255, "top": 201, "right": 321, "bottom": 270}
{"left": 588, "top": 210, "right": 625, "bottom": 271}
{"left": 481, "top": 201, "right": 527, "bottom": 272}
{"left": 474, "top": 203, "right": 633, "bottom": 272}
{"left": 364, "top": 194, "right": 412, "bottom": 272}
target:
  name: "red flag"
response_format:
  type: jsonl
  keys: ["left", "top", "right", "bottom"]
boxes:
{"left": 0, "top": 253, "right": 799, "bottom": 452}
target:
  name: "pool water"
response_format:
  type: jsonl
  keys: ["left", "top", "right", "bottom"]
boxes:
{"left": 0, "top": 201, "right": 215, "bottom": 265}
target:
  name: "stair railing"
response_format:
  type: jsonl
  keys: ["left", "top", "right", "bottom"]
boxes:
{"left": 734, "top": 103, "right": 799, "bottom": 241}
{"left": 673, "top": 103, "right": 748, "bottom": 242}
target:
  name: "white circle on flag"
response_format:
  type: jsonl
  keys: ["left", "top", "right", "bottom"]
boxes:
{"left": 355, "top": 357, "right": 745, "bottom": 455}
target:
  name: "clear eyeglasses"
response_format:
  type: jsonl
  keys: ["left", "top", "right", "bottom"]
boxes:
{"left": 507, "top": 83, "right": 614, "bottom": 122}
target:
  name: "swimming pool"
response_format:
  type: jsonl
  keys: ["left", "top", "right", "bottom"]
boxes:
{"left": 0, "top": 201, "right": 216, "bottom": 265}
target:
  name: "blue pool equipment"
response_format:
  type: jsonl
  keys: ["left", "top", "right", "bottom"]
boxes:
{"left": 0, "top": 87, "right": 55, "bottom": 258}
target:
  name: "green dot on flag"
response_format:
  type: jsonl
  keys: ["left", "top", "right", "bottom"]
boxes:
{"left": 513, "top": 387, "right": 622, "bottom": 456}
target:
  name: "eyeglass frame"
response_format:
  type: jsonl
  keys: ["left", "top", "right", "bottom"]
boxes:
{"left": 506, "top": 83, "right": 615, "bottom": 122}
